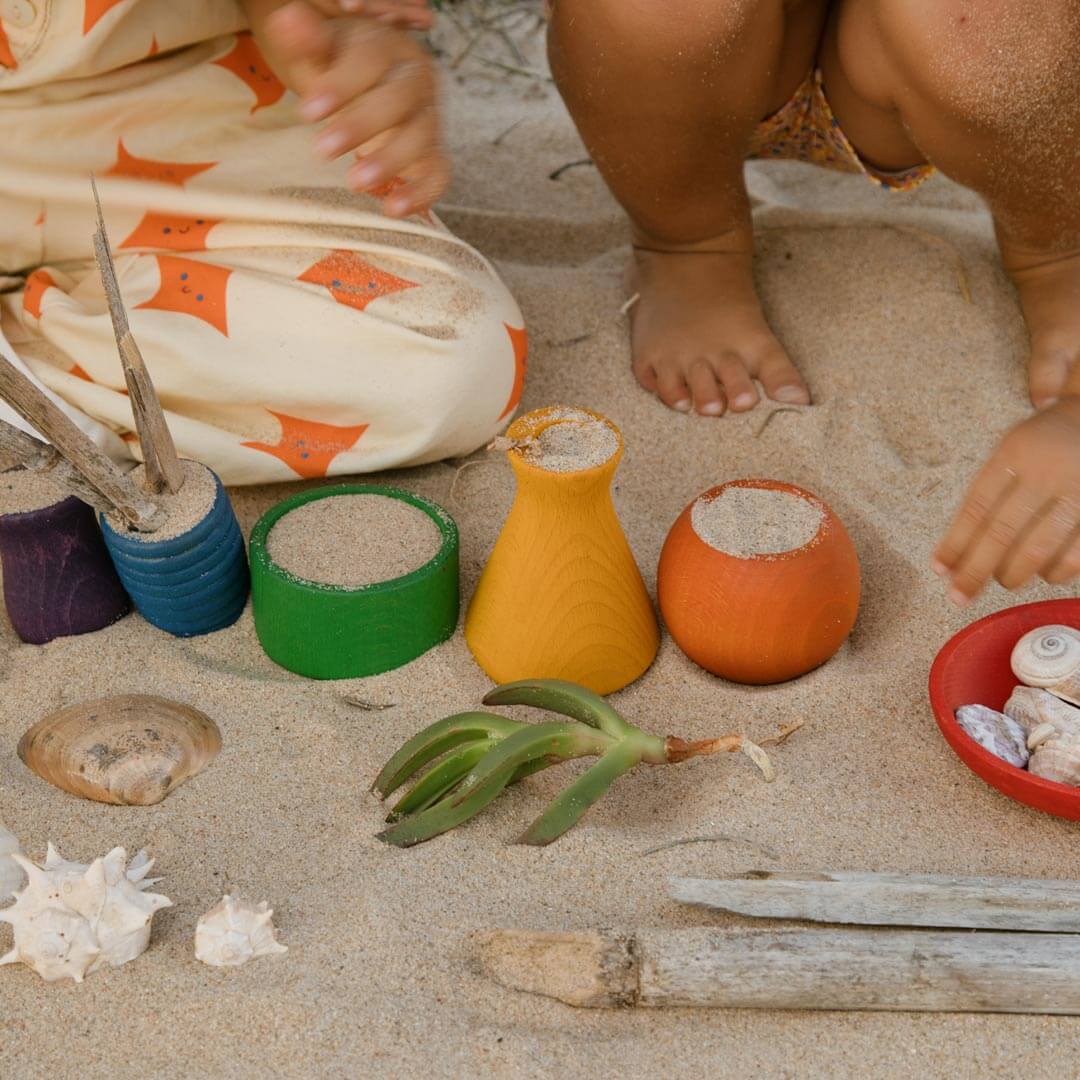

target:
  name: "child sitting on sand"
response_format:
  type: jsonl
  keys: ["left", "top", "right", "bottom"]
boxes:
{"left": 547, "top": 0, "right": 1080, "bottom": 605}
{"left": 0, "top": 0, "right": 523, "bottom": 486}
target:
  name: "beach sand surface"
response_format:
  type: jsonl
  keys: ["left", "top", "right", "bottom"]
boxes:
{"left": 1, "top": 15, "right": 1077, "bottom": 1079}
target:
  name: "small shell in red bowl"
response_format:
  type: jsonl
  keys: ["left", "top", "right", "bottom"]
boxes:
{"left": 928, "top": 598, "right": 1080, "bottom": 821}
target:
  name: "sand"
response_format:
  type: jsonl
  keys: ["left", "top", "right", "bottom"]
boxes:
{"left": 267, "top": 494, "right": 443, "bottom": 587}
{"left": 692, "top": 485, "right": 824, "bottom": 557}
{"left": 105, "top": 460, "right": 218, "bottom": 542}
{"left": 1, "top": 12, "right": 1078, "bottom": 1080}
{"left": 0, "top": 467, "right": 66, "bottom": 515}
{"left": 524, "top": 416, "right": 619, "bottom": 472}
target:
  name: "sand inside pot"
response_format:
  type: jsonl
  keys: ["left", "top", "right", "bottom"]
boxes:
{"left": 106, "top": 459, "right": 218, "bottom": 542}
{"left": 267, "top": 493, "right": 443, "bottom": 587}
{"left": 692, "top": 485, "right": 824, "bottom": 558}
{"left": 521, "top": 412, "right": 619, "bottom": 473}
{"left": 0, "top": 468, "right": 67, "bottom": 515}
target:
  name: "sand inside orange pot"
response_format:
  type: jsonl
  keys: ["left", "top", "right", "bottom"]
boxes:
{"left": 691, "top": 485, "right": 823, "bottom": 559}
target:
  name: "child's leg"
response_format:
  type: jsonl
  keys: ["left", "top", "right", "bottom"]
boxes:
{"left": 824, "top": 0, "right": 1080, "bottom": 408}
{"left": 548, "top": 0, "right": 828, "bottom": 415}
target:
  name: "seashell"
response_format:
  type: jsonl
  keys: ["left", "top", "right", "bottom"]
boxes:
{"left": 17, "top": 693, "right": 221, "bottom": 806}
{"left": 954, "top": 704, "right": 1029, "bottom": 768}
{"left": 0, "top": 845, "right": 172, "bottom": 982}
{"left": 1005, "top": 685, "right": 1080, "bottom": 788}
{"left": 0, "top": 824, "right": 24, "bottom": 905}
{"left": 1004, "top": 685, "right": 1080, "bottom": 736}
{"left": 195, "top": 895, "right": 287, "bottom": 968}
{"left": 1010, "top": 625, "right": 1080, "bottom": 707}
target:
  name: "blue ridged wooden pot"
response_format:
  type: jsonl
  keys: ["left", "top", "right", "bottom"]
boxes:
{"left": 100, "top": 470, "right": 249, "bottom": 637}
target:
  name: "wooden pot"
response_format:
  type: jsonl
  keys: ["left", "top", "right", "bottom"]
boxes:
{"left": 657, "top": 480, "right": 860, "bottom": 684}
{"left": 100, "top": 465, "right": 248, "bottom": 638}
{"left": 465, "top": 406, "right": 659, "bottom": 694}
{"left": 0, "top": 495, "right": 130, "bottom": 645}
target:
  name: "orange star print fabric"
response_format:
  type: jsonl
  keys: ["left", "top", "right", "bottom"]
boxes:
{"left": 0, "top": 4, "right": 524, "bottom": 484}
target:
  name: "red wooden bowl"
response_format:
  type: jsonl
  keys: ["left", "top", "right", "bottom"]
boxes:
{"left": 929, "top": 598, "right": 1080, "bottom": 821}
{"left": 658, "top": 479, "right": 861, "bottom": 684}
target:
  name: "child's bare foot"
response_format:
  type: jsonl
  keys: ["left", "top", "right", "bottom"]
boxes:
{"left": 1003, "top": 246, "right": 1080, "bottom": 410}
{"left": 628, "top": 233, "right": 810, "bottom": 417}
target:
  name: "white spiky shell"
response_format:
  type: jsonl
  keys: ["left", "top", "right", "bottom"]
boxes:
{"left": 195, "top": 895, "right": 287, "bottom": 968}
{"left": 1005, "top": 686, "right": 1080, "bottom": 788}
{"left": 0, "top": 824, "right": 23, "bottom": 905}
{"left": 1011, "top": 625, "right": 1080, "bottom": 706}
{"left": 0, "top": 846, "right": 172, "bottom": 982}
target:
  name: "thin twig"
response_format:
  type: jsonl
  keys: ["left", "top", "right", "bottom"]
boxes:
{"left": 754, "top": 406, "right": 803, "bottom": 439}
{"left": 759, "top": 719, "right": 804, "bottom": 746}
{"left": 618, "top": 293, "right": 641, "bottom": 318}
{"left": 340, "top": 694, "right": 396, "bottom": 712}
{"left": 640, "top": 834, "right": 780, "bottom": 860}
{"left": 492, "top": 117, "right": 526, "bottom": 146}
{"left": 548, "top": 158, "right": 594, "bottom": 181}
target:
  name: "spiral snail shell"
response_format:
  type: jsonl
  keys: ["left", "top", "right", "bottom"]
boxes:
{"left": 1010, "top": 625, "right": 1080, "bottom": 707}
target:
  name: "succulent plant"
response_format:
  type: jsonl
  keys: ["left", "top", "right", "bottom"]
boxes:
{"left": 373, "top": 679, "right": 774, "bottom": 847}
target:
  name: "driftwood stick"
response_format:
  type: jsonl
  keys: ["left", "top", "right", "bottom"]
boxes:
{"left": 0, "top": 354, "right": 161, "bottom": 529}
{"left": 475, "top": 927, "right": 1080, "bottom": 1014}
{"left": 670, "top": 871, "right": 1080, "bottom": 933}
{"left": 0, "top": 421, "right": 120, "bottom": 516}
{"left": 91, "top": 176, "right": 184, "bottom": 496}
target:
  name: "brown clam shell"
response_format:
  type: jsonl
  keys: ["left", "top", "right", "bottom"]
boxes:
{"left": 17, "top": 694, "right": 221, "bottom": 806}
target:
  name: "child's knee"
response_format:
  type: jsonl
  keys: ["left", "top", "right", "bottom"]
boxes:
{"left": 865, "top": 0, "right": 1076, "bottom": 126}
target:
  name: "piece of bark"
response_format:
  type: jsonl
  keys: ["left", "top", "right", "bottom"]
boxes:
{"left": 0, "top": 355, "right": 161, "bottom": 530}
{"left": 669, "top": 871, "right": 1080, "bottom": 932}
{"left": 475, "top": 927, "right": 1080, "bottom": 1014}
{"left": 91, "top": 177, "right": 184, "bottom": 496}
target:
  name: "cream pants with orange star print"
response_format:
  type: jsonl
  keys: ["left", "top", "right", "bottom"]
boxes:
{"left": 0, "top": 1, "right": 526, "bottom": 484}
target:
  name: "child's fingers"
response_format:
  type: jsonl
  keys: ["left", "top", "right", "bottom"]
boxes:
{"left": 380, "top": 158, "right": 450, "bottom": 217}
{"left": 301, "top": 22, "right": 418, "bottom": 121}
{"left": 1042, "top": 524, "right": 1080, "bottom": 585}
{"left": 342, "top": 0, "right": 434, "bottom": 29}
{"left": 315, "top": 63, "right": 435, "bottom": 159}
{"left": 997, "top": 499, "right": 1080, "bottom": 590}
{"left": 933, "top": 461, "right": 1017, "bottom": 575}
{"left": 346, "top": 107, "right": 439, "bottom": 188}
{"left": 266, "top": 0, "right": 337, "bottom": 70}
{"left": 946, "top": 486, "right": 1046, "bottom": 604}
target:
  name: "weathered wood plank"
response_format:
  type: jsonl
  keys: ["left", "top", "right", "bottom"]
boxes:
{"left": 670, "top": 871, "right": 1080, "bottom": 932}
{"left": 476, "top": 927, "right": 1080, "bottom": 1013}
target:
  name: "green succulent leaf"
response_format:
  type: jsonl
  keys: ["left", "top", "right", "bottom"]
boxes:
{"left": 387, "top": 739, "right": 498, "bottom": 821}
{"left": 377, "top": 763, "right": 517, "bottom": 847}
{"left": 518, "top": 737, "right": 643, "bottom": 846}
{"left": 482, "top": 679, "right": 632, "bottom": 739}
{"left": 450, "top": 721, "right": 612, "bottom": 807}
{"left": 371, "top": 711, "right": 523, "bottom": 798}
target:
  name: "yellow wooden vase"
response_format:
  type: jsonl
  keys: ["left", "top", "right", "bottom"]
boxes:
{"left": 465, "top": 406, "right": 659, "bottom": 694}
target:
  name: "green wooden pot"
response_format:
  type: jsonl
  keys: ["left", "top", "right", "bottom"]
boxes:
{"left": 249, "top": 484, "right": 459, "bottom": 680}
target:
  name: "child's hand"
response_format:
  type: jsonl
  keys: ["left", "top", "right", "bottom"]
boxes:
{"left": 934, "top": 397, "right": 1080, "bottom": 604}
{"left": 330, "top": 0, "right": 433, "bottom": 31}
{"left": 265, "top": 0, "right": 447, "bottom": 217}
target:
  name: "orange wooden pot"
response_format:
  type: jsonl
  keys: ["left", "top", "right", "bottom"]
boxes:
{"left": 657, "top": 479, "right": 860, "bottom": 684}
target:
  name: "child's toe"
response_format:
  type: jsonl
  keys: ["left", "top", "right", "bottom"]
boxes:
{"left": 687, "top": 359, "right": 725, "bottom": 416}
{"left": 713, "top": 355, "right": 758, "bottom": 412}
{"left": 756, "top": 345, "right": 810, "bottom": 405}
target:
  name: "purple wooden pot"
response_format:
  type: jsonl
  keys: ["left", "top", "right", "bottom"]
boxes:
{"left": 0, "top": 495, "right": 131, "bottom": 644}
